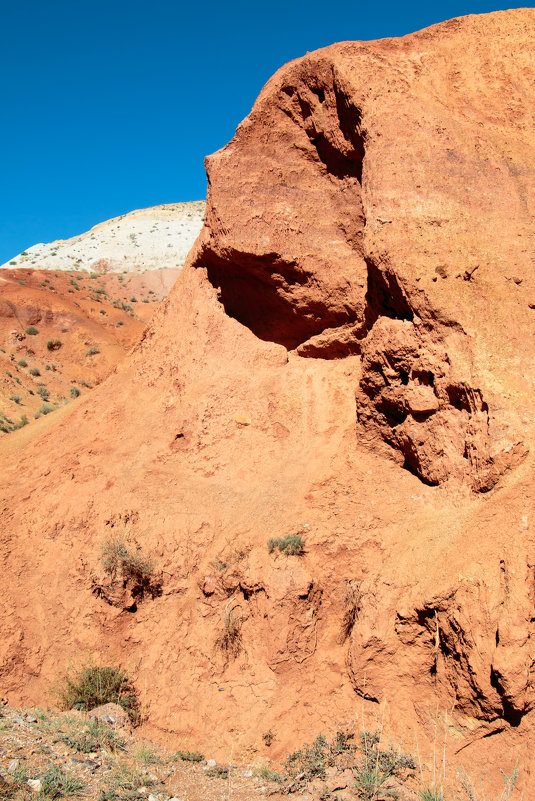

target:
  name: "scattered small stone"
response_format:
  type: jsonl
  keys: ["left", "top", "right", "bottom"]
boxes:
{"left": 13, "top": 716, "right": 25, "bottom": 725}
{"left": 27, "top": 778, "right": 42, "bottom": 792}
{"left": 206, "top": 758, "right": 217, "bottom": 768}
{"left": 148, "top": 795, "right": 159, "bottom": 801}
{"left": 243, "top": 769, "right": 253, "bottom": 778}
{"left": 26, "top": 715, "right": 37, "bottom": 723}
{"left": 7, "top": 758, "right": 19, "bottom": 773}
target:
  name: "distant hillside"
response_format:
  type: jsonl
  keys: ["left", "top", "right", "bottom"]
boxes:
{"left": 0, "top": 266, "right": 180, "bottom": 432}
{"left": 1, "top": 201, "right": 205, "bottom": 273}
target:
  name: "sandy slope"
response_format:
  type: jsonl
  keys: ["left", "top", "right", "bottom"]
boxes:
{"left": 1, "top": 9, "right": 535, "bottom": 798}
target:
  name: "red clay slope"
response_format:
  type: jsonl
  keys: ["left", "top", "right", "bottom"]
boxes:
{"left": 0, "top": 267, "right": 176, "bottom": 428}
{"left": 1, "top": 8, "right": 535, "bottom": 794}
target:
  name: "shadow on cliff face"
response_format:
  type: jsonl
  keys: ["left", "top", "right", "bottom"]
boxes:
{"left": 195, "top": 64, "right": 525, "bottom": 493}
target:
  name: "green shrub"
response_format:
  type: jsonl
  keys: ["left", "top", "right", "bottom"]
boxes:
{"left": 46, "top": 339, "right": 62, "bottom": 351}
{"left": 86, "top": 346, "right": 100, "bottom": 356}
{"left": 17, "top": 359, "right": 27, "bottom": 367}
{"left": 116, "top": 320, "right": 124, "bottom": 327}
{"left": 205, "top": 765, "right": 230, "bottom": 779}
{"left": 284, "top": 732, "right": 355, "bottom": 788}
{"left": 29, "top": 367, "right": 40, "bottom": 376}
{"left": 37, "top": 386, "right": 49, "bottom": 399}
{"left": 55, "top": 662, "right": 140, "bottom": 723}
{"left": 9, "top": 395, "right": 22, "bottom": 404}
{"left": 25, "top": 326, "right": 39, "bottom": 335}
{"left": 175, "top": 749, "right": 205, "bottom": 762}
{"left": 101, "top": 536, "right": 154, "bottom": 584}
{"left": 35, "top": 403, "right": 54, "bottom": 418}
{"left": 268, "top": 534, "right": 305, "bottom": 556}
{"left": 70, "top": 387, "right": 81, "bottom": 398}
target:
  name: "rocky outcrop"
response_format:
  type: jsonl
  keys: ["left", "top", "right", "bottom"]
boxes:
{"left": 1, "top": 9, "right": 535, "bottom": 795}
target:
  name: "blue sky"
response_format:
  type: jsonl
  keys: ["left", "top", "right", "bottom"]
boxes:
{"left": 0, "top": 0, "right": 528, "bottom": 263}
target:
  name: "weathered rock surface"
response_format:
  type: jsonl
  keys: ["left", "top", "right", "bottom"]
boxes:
{"left": 1, "top": 8, "right": 535, "bottom": 796}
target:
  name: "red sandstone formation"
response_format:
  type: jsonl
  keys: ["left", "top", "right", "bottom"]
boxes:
{"left": 1, "top": 9, "right": 535, "bottom": 795}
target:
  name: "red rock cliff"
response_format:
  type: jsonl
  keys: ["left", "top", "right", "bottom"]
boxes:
{"left": 1, "top": 8, "right": 535, "bottom": 793}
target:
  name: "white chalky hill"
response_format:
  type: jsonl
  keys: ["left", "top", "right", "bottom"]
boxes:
{"left": 1, "top": 201, "right": 205, "bottom": 273}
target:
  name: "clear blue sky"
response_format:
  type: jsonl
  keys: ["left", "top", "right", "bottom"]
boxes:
{"left": 0, "top": 0, "right": 528, "bottom": 263}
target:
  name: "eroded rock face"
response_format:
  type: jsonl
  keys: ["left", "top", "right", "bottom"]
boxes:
{"left": 2, "top": 9, "right": 535, "bottom": 793}
{"left": 195, "top": 12, "right": 533, "bottom": 492}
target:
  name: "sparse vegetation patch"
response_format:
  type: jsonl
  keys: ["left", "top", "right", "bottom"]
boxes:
{"left": 54, "top": 662, "right": 140, "bottom": 723}
{"left": 268, "top": 533, "right": 305, "bottom": 555}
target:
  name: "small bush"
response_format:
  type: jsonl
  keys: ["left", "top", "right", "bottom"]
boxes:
{"left": 26, "top": 326, "right": 39, "bottom": 335}
{"left": 46, "top": 339, "right": 62, "bottom": 351}
{"left": 116, "top": 320, "right": 124, "bottom": 327}
{"left": 70, "top": 387, "right": 81, "bottom": 398}
{"left": 205, "top": 765, "right": 230, "bottom": 779}
{"left": 215, "top": 602, "right": 242, "bottom": 657}
{"left": 17, "top": 359, "right": 27, "bottom": 367}
{"left": 54, "top": 662, "right": 140, "bottom": 723}
{"left": 268, "top": 534, "right": 305, "bottom": 556}
{"left": 285, "top": 732, "right": 355, "bottom": 787}
{"left": 86, "top": 346, "right": 100, "bottom": 356}
{"left": 35, "top": 403, "right": 54, "bottom": 418}
{"left": 101, "top": 536, "right": 154, "bottom": 584}
{"left": 175, "top": 749, "right": 204, "bottom": 762}
{"left": 37, "top": 386, "right": 49, "bottom": 399}
{"left": 9, "top": 394, "right": 22, "bottom": 404}
{"left": 29, "top": 367, "right": 40, "bottom": 376}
